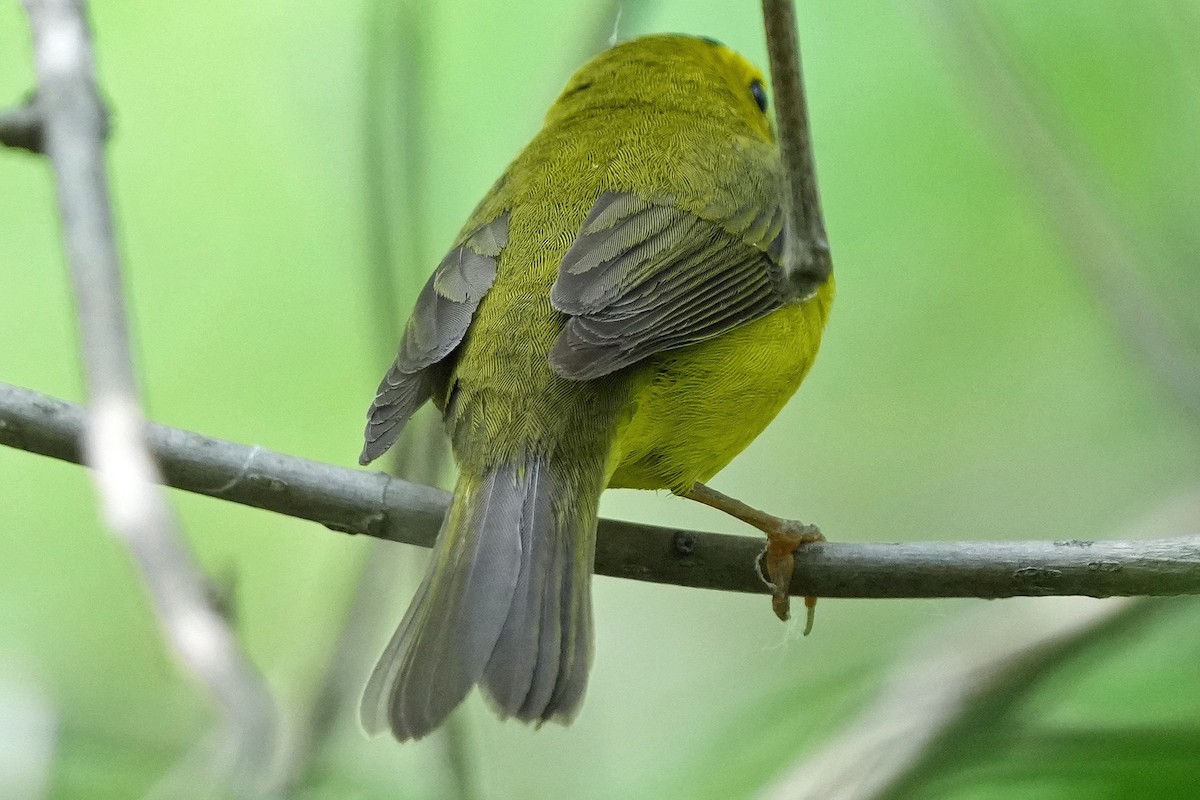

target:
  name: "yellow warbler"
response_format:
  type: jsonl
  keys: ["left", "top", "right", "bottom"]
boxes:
{"left": 359, "top": 33, "right": 833, "bottom": 741}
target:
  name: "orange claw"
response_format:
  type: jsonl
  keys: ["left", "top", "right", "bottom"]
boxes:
{"left": 803, "top": 594, "right": 818, "bottom": 636}
{"left": 763, "top": 522, "right": 824, "bottom": 626}
{"left": 765, "top": 533, "right": 799, "bottom": 621}
{"left": 679, "top": 483, "right": 825, "bottom": 629}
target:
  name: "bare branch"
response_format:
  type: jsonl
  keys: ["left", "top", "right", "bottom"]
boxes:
{"left": 761, "top": 0, "right": 833, "bottom": 297}
{"left": 3, "top": 382, "right": 1199, "bottom": 600}
{"left": 16, "top": 0, "right": 279, "bottom": 794}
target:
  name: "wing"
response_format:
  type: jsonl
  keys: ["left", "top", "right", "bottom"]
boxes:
{"left": 548, "top": 192, "right": 788, "bottom": 381}
{"left": 360, "top": 214, "right": 508, "bottom": 464}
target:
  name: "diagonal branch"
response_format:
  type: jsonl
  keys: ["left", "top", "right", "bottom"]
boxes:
{"left": 3, "top": 381, "right": 1199, "bottom": 600}
{"left": 14, "top": 0, "right": 279, "bottom": 793}
{"left": 761, "top": 0, "right": 833, "bottom": 298}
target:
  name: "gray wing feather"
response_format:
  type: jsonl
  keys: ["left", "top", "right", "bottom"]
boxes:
{"left": 360, "top": 214, "right": 507, "bottom": 464}
{"left": 549, "top": 192, "right": 785, "bottom": 381}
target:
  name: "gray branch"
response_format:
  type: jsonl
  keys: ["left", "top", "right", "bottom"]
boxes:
{"left": 761, "top": 0, "right": 833, "bottom": 298}
{"left": 3, "top": 381, "right": 1199, "bottom": 600}
{"left": 14, "top": 0, "right": 279, "bottom": 794}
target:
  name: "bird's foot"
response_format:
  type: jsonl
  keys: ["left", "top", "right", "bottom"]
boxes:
{"left": 681, "top": 482, "right": 825, "bottom": 632}
{"left": 760, "top": 518, "right": 824, "bottom": 632}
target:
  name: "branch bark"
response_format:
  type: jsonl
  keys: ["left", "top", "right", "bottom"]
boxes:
{"left": 13, "top": 0, "right": 279, "bottom": 793}
{"left": 761, "top": 0, "right": 833, "bottom": 298}
{"left": 3, "top": 382, "right": 1198, "bottom": 600}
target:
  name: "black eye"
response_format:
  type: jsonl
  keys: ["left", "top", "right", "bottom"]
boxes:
{"left": 749, "top": 79, "right": 768, "bottom": 112}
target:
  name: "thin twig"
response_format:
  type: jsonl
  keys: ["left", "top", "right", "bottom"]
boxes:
{"left": 15, "top": 0, "right": 279, "bottom": 794}
{"left": 3, "top": 382, "right": 1199, "bottom": 600}
{"left": 756, "top": 492, "right": 1200, "bottom": 799}
{"left": 761, "top": 0, "right": 833, "bottom": 298}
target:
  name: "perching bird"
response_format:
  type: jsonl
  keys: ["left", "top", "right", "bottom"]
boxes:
{"left": 359, "top": 33, "right": 833, "bottom": 741}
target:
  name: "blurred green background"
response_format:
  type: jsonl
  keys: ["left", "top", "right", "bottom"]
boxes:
{"left": 2, "top": 1, "right": 1198, "bottom": 798}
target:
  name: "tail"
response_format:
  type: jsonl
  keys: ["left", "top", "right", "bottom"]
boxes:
{"left": 360, "top": 455, "right": 600, "bottom": 741}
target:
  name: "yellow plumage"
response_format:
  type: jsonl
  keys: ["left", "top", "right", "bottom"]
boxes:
{"left": 610, "top": 281, "right": 833, "bottom": 491}
{"left": 358, "top": 33, "right": 833, "bottom": 741}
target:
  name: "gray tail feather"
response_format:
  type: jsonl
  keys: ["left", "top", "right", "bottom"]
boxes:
{"left": 360, "top": 456, "right": 599, "bottom": 741}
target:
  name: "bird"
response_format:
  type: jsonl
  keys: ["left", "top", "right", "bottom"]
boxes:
{"left": 358, "top": 33, "right": 834, "bottom": 742}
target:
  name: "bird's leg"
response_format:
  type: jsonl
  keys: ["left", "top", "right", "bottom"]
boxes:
{"left": 682, "top": 482, "right": 824, "bottom": 633}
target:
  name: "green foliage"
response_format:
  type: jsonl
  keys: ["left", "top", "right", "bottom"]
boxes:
{"left": 1, "top": 1, "right": 1197, "bottom": 798}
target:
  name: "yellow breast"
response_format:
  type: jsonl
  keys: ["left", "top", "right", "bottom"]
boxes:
{"left": 607, "top": 277, "right": 834, "bottom": 493}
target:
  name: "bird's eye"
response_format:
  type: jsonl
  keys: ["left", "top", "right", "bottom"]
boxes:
{"left": 749, "top": 79, "right": 768, "bottom": 113}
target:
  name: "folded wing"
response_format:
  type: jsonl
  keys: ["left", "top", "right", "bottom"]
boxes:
{"left": 549, "top": 193, "right": 787, "bottom": 381}
{"left": 360, "top": 214, "right": 508, "bottom": 464}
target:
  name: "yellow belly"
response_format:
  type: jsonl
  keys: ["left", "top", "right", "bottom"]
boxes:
{"left": 607, "top": 278, "right": 833, "bottom": 492}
